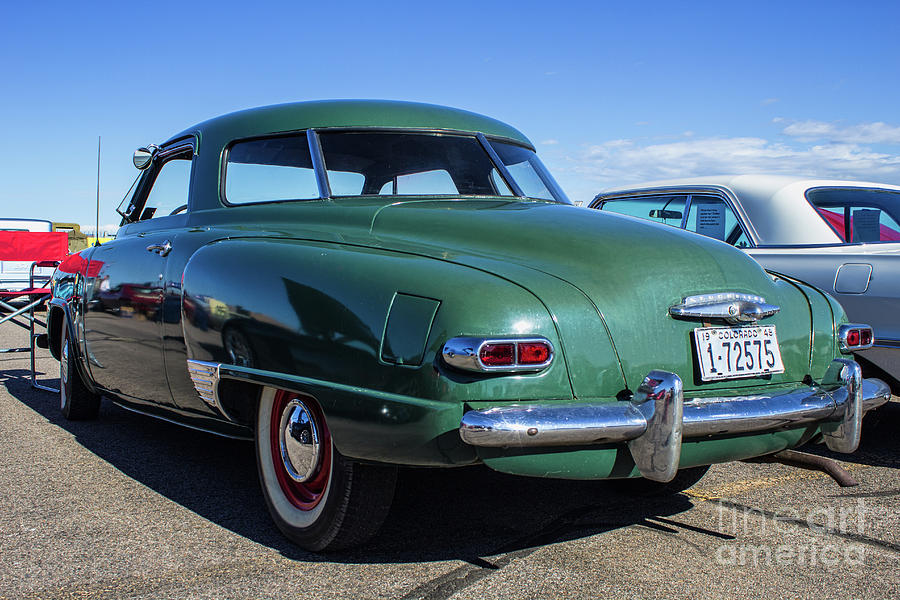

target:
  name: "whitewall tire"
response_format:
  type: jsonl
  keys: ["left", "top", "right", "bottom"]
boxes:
{"left": 255, "top": 387, "right": 397, "bottom": 551}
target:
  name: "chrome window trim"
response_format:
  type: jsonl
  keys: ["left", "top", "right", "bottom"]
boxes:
{"left": 680, "top": 194, "right": 693, "bottom": 229}
{"left": 592, "top": 186, "right": 761, "bottom": 247}
{"left": 219, "top": 130, "right": 323, "bottom": 207}
{"left": 476, "top": 132, "right": 525, "bottom": 198}
{"left": 157, "top": 141, "right": 195, "bottom": 160}
{"left": 306, "top": 129, "right": 332, "bottom": 199}
{"left": 122, "top": 137, "right": 197, "bottom": 224}
{"left": 310, "top": 126, "right": 534, "bottom": 151}
{"left": 684, "top": 191, "right": 754, "bottom": 247}
{"left": 442, "top": 336, "right": 555, "bottom": 372}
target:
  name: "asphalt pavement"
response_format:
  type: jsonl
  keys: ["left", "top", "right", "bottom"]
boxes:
{"left": 1, "top": 322, "right": 898, "bottom": 599}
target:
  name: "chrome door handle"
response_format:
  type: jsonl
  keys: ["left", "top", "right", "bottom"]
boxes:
{"left": 146, "top": 240, "right": 173, "bottom": 257}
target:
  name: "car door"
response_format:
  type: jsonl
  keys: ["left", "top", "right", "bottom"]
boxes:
{"left": 159, "top": 223, "right": 231, "bottom": 415}
{"left": 81, "top": 140, "right": 194, "bottom": 407}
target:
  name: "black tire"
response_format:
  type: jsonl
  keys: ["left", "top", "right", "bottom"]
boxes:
{"left": 59, "top": 322, "right": 101, "bottom": 420}
{"left": 611, "top": 465, "right": 710, "bottom": 497}
{"left": 256, "top": 387, "right": 397, "bottom": 551}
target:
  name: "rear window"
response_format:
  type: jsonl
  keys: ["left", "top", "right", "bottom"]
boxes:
{"left": 225, "top": 136, "right": 319, "bottom": 204}
{"left": 808, "top": 188, "right": 900, "bottom": 243}
{"left": 222, "top": 130, "right": 570, "bottom": 204}
{"left": 318, "top": 131, "right": 511, "bottom": 197}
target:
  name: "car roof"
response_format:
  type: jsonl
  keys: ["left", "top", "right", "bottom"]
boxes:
{"left": 596, "top": 175, "right": 900, "bottom": 245}
{"left": 598, "top": 174, "right": 900, "bottom": 201}
{"left": 167, "top": 100, "right": 534, "bottom": 148}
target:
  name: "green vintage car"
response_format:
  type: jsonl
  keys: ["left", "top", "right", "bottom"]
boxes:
{"left": 48, "top": 101, "right": 890, "bottom": 551}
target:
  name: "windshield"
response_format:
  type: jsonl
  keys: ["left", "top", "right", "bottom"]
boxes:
{"left": 808, "top": 188, "right": 900, "bottom": 243}
{"left": 316, "top": 131, "right": 570, "bottom": 204}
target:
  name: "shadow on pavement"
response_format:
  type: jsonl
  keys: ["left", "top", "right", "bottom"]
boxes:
{"left": 5, "top": 370, "right": 747, "bottom": 565}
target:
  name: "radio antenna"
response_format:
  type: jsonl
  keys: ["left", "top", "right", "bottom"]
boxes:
{"left": 95, "top": 136, "right": 101, "bottom": 246}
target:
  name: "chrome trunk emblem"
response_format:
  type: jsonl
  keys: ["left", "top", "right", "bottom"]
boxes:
{"left": 669, "top": 293, "right": 780, "bottom": 324}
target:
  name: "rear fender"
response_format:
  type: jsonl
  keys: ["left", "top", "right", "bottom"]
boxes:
{"left": 180, "top": 238, "right": 572, "bottom": 462}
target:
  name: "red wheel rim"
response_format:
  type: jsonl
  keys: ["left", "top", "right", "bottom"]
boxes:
{"left": 270, "top": 390, "right": 332, "bottom": 511}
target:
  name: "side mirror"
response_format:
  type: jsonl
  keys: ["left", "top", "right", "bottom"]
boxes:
{"left": 133, "top": 146, "right": 157, "bottom": 170}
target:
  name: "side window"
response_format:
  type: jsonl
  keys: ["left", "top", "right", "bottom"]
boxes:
{"left": 327, "top": 170, "right": 366, "bottom": 196}
{"left": 808, "top": 188, "right": 900, "bottom": 243}
{"left": 225, "top": 136, "right": 319, "bottom": 204}
{"left": 139, "top": 156, "right": 192, "bottom": 220}
{"left": 599, "top": 195, "right": 687, "bottom": 226}
{"left": 685, "top": 195, "right": 750, "bottom": 248}
{"left": 489, "top": 169, "right": 515, "bottom": 196}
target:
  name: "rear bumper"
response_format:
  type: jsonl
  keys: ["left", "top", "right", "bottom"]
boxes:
{"left": 459, "top": 359, "right": 891, "bottom": 482}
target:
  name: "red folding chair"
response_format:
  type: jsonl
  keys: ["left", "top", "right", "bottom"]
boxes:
{"left": 0, "top": 231, "right": 69, "bottom": 392}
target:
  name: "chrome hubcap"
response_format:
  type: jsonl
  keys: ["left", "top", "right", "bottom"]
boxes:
{"left": 61, "top": 338, "right": 69, "bottom": 385}
{"left": 278, "top": 399, "right": 320, "bottom": 482}
{"left": 60, "top": 338, "right": 69, "bottom": 408}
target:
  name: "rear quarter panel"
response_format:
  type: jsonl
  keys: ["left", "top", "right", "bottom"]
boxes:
{"left": 179, "top": 237, "right": 577, "bottom": 463}
{"left": 749, "top": 247, "right": 900, "bottom": 342}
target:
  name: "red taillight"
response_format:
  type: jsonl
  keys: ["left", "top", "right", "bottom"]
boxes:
{"left": 443, "top": 336, "right": 554, "bottom": 372}
{"left": 860, "top": 328, "right": 873, "bottom": 346}
{"left": 479, "top": 343, "right": 515, "bottom": 366}
{"left": 840, "top": 324, "right": 874, "bottom": 352}
{"left": 518, "top": 341, "right": 551, "bottom": 365}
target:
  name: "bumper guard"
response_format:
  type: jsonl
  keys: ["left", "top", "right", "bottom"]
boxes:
{"left": 459, "top": 359, "right": 891, "bottom": 482}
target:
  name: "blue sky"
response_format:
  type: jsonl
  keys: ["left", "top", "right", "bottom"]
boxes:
{"left": 3, "top": 1, "right": 900, "bottom": 231}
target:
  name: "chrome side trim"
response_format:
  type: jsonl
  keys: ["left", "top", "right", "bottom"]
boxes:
{"left": 838, "top": 323, "right": 876, "bottom": 352}
{"left": 458, "top": 359, "right": 891, "bottom": 481}
{"left": 187, "top": 359, "right": 220, "bottom": 410}
{"left": 669, "top": 292, "right": 780, "bottom": 323}
{"left": 111, "top": 401, "right": 253, "bottom": 441}
{"left": 442, "top": 336, "right": 554, "bottom": 372}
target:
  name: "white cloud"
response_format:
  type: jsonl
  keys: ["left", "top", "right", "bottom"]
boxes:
{"left": 540, "top": 139, "right": 559, "bottom": 145}
{"left": 761, "top": 98, "right": 779, "bottom": 105}
{"left": 782, "top": 120, "right": 900, "bottom": 144}
{"left": 552, "top": 135, "right": 900, "bottom": 202}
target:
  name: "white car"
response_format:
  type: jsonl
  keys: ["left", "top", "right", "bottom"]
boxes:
{"left": 591, "top": 175, "right": 900, "bottom": 391}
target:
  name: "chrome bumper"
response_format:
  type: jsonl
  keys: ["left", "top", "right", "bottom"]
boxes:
{"left": 459, "top": 359, "right": 891, "bottom": 483}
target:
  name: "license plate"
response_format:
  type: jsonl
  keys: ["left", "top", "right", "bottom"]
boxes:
{"left": 693, "top": 325, "right": 785, "bottom": 381}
